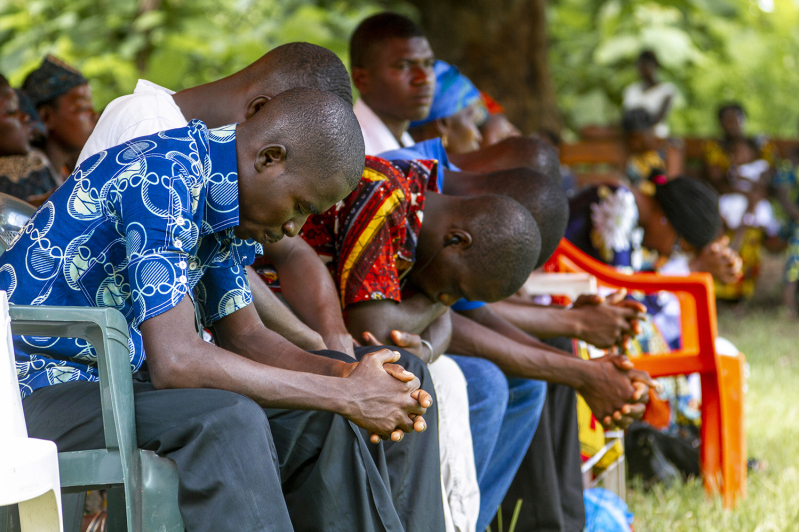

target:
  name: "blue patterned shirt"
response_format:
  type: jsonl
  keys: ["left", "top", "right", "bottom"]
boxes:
{"left": 1, "top": 120, "right": 262, "bottom": 398}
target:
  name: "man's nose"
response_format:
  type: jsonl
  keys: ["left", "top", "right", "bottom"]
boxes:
{"left": 282, "top": 216, "right": 308, "bottom": 238}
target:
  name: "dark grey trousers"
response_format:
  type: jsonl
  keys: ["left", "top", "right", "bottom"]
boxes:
{"left": 8, "top": 347, "right": 443, "bottom": 532}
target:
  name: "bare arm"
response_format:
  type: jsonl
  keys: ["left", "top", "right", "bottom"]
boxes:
{"left": 361, "top": 310, "right": 453, "bottom": 364}
{"left": 652, "top": 94, "right": 673, "bottom": 125}
{"left": 140, "top": 295, "right": 428, "bottom": 438}
{"left": 246, "top": 266, "right": 326, "bottom": 352}
{"left": 263, "top": 236, "right": 355, "bottom": 356}
{"left": 448, "top": 310, "right": 655, "bottom": 428}
{"left": 345, "top": 293, "right": 449, "bottom": 344}
{"left": 489, "top": 293, "right": 642, "bottom": 349}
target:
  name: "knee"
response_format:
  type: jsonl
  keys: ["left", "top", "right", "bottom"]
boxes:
{"left": 507, "top": 378, "right": 547, "bottom": 414}
{"left": 453, "top": 356, "right": 509, "bottom": 415}
{"left": 203, "top": 390, "right": 269, "bottom": 435}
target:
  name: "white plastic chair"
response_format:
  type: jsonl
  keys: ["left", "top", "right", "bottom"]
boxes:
{"left": 0, "top": 290, "right": 64, "bottom": 532}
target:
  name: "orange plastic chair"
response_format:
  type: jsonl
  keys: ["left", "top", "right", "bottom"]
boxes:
{"left": 546, "top": 239, "right": 746, "bottom": 508}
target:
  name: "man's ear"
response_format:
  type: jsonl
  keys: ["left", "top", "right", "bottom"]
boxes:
{"left": 351, "top": 67, "right": 370, "bottom": 95}
{"left": 254, "top": 144, "right": 287, "bottom": 173}
{"left": 244, "top": 95, "right": 271, "bottom": 120}
{"left": 444, "top": 229, "right": 472, "bottom": 249}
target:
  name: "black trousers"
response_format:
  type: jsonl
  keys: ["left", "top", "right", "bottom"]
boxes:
{"left": 492, "top": 338, "right": 585, "bottom": 532}
{"left": 14, "top": 346, "right": 443, "bottom": 532}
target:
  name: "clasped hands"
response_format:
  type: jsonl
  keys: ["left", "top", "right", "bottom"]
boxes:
{"left": 340, "top": 348, "right": 432, "bottom": 444}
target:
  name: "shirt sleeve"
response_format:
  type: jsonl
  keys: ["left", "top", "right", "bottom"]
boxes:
{"left": 117, "top": 154, "right": 196, "bottom": 327}
{"left": 194, "top": 236, "right": 258, "bottom": 325}
{"left": 451, "top": 299, "right": 487, "bottom": 311}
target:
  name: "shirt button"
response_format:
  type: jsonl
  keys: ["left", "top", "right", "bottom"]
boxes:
{"left": 174, "top": 239, "right": 182, "bottom": 248}
{"left": 178, "top": 261, "right": 187, "bottom": 269}
{"left": 189, "top": 262, "right": 198, "bottom": 270}
{"left": 178, "top": 275, "right": 187, "bottom": 283}
{"left": 176, "top": 216, "right": 185, "bottom": 225}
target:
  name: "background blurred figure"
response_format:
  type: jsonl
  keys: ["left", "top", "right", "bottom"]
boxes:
{"left": 622, "top": 50, "right": 676, "bottom": 139}
{"left": 703, "top": 103, "right": 780, "bottom": 303}
{"left": 22, "top": 55, "right": 97, "bottom": 181}
{"left": 622, "top": 108, "right": 684, "bottom": 187}
{"left": 0, "top": 74, "right": 59, "bottom": 206}
{"left": 477, "top": 92, "right": 521, "bottom": 148}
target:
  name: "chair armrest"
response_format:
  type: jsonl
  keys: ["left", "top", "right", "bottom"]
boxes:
{"left": 9, "top": 306, "right": 135, "bottom": 455}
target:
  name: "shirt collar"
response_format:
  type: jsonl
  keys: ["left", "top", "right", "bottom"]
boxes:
{"left": 201, "top": 123, "right": 241, "bottom": 235}
{"left": 354, "top": 99, "right": 415, "bottom": 155}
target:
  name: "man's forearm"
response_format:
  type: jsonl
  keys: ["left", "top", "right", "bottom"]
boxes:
{"left": 346, "top": 293, "right": 448, "bottom": 343}
{"left": 267, "top": 239, "right": 352, "bottom": 351}
{"left": 448, "top": 311, "right": 589, "bottom": 388}
{"left": 247, "top": 267, "right": 326, "bottom": 351}
{"left": 216, "top": 316, "right": 349, "bottom": 378}
{"left": 421, "top": 310, "right": 453, "bottom": 360}
{"left": 489, "top": 299, "right": 581, "bottom": 339}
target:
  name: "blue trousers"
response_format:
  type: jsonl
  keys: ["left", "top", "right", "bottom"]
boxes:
{"left": 449, "top": 355, "right": 546, "bottom": 531}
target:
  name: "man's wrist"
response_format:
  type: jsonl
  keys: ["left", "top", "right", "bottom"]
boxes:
{"left": 564, "top": 308, "right": 585, "bottom": 339}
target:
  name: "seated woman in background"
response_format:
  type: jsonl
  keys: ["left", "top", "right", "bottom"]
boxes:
{"left": 703, "top": 103, "right": 781, "bottom": 302}
{"left": 623, "top": 107, "right": 683, "bottom": 187}
{"left": 0, "top": 74, "right": 59, "bottom": 206}
{"left": 22, "top": 55, "right": 97, "bottom": 181}
{"left": 566, "top": 176, "right": 726, "bottom": 432}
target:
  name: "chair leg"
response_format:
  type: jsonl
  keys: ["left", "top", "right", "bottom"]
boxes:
{"left": 17, "top": 489, "right": 63, "bottom": 532}
{"left": 106, "top": 488, "right": 128, "bottom": 532}
{"left": 699, "top": 373, "right": 723, "bottom": 496}
{"left": 717, "top": 353, "right": 747, "bottom": 508}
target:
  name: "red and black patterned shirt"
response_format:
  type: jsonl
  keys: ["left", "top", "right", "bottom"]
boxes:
{"left": 298, "top": 155, "right": 438, "bottom": 308}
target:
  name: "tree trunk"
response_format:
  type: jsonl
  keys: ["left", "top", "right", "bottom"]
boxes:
{"left": 407, "top": 0, "right": 559, "bottom": 135}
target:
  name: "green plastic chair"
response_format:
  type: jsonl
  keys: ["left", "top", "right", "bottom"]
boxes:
{"left": 6, "top": 305, "right": 184, "bottom": 532}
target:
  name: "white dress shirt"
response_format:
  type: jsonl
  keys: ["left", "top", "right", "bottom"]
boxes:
{"left": 77, "top": 80, "right": 188, "bottom": 166}
{"left": 353, "top": 99, "right": 414, "bottom": 155}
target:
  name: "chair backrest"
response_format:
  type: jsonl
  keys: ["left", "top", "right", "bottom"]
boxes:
{"left": 546, "top": 239, "right": 719, "bottom": 378}
{"left": 0, "top": 290, "right": 27, "bottom": 438}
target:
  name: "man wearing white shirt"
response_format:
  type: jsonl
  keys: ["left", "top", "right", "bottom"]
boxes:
{"left": 78, "top": 42, "right": 358, "bottom": 357}
{"left": 349, "top": 14, "right": 434, "bottom": 155}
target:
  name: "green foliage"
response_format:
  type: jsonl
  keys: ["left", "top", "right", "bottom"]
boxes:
{"left": 0, "top": 0, "right": 387, "bottom": 109}
{"left": 549, "top": 0, "right": 799, "bottom": 138}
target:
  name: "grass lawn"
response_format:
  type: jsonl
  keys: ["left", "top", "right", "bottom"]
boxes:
{"left": 627, "top": 306, "right": 799, "bottom": 531}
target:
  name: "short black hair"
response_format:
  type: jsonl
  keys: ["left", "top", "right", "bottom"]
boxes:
{"left": 718, "top": 102, "right": 745, "bottom": 122}
{"left": 349, "top": 12, "right": 425, "bottom": 69}
{"left": 240, "top": 86, "right": 365, "bottom": 190}
{"left": 622, "top": 108, "right": 654, "bottom": 133}
{"left": 655, "top": 176, "right": 720, "bottom": 250}
{"left": 638, "top": 50, "right": 659, "bottom": 66}
{"left": 461, "top": 194, "right": 541, "bottom": 301}
{"left": 475, "top": 167, "right": 569, "bottom": 268}
{"left": 245, "top": 42, "right": 353, "bottom": 106}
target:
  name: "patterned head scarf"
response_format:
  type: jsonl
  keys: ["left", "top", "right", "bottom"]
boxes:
{"left": 22, "top": 55, "right": 88, "bottom": 108}
{"left": 410, "top": 60, "right": 481, "bottom": 128}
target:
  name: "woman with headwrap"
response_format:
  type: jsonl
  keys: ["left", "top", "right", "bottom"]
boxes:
{"left": 0, "top": 73, "right": 59, "bottom": 206}
{"left": 567, "top": 175, "right": 729, "bottom": 429}
{"left": 408, "top": 60, "right": 485, "bottom": 154}
{"left": 22, "top": 55, "right": 97, "bottom": 180}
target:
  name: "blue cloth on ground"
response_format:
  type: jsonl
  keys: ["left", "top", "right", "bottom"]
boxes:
{"left": 584, "top": 488, "right": 634, "bottom": 532}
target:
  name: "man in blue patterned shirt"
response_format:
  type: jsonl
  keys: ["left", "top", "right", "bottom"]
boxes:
{"left": 8, "top": 87, "right": 444, "bottom": 532}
